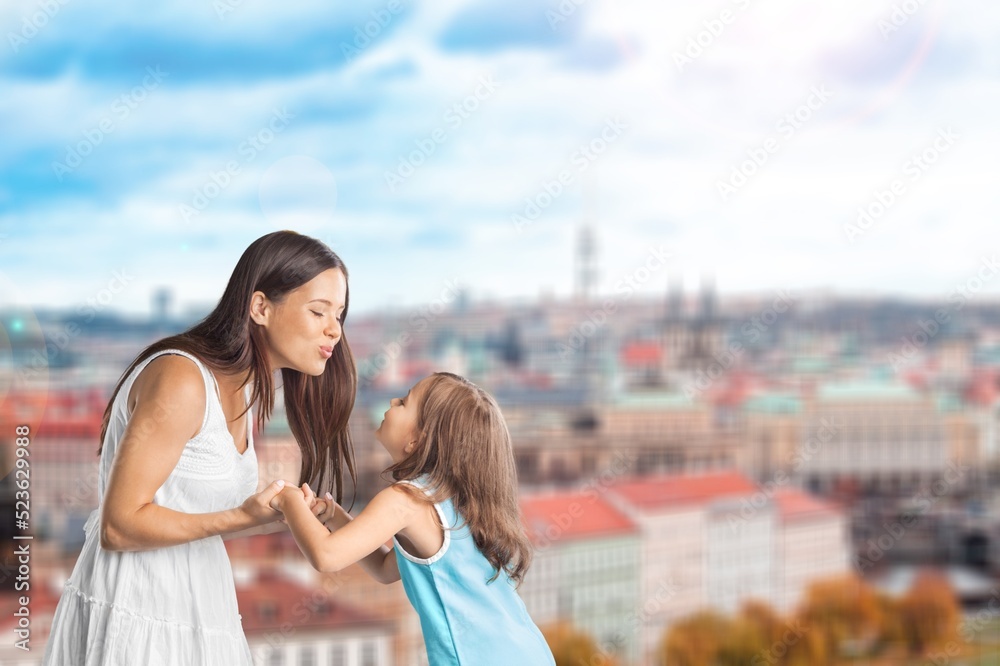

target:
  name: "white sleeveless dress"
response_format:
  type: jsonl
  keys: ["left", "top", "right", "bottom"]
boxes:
{"left": 43, "top": 349, "right": 259, "bottom": 665}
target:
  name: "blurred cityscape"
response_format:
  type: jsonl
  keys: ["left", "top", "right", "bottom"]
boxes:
{"left": 2, "top": 232, "right": 1000, "bottom": 665}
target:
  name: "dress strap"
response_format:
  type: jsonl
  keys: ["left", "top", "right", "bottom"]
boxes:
{"left": 243, "top": 384, "right": 253, "bottom": 449}
{"left": 396, "top": 475, "right": 433, "bottom": 494}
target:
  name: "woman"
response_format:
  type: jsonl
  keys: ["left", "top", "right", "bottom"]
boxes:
{"left": 42, "top": 230, "right": 358, "bottom": 665}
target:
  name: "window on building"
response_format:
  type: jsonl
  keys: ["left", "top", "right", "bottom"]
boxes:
{"left": 329, "top": 644, "right": 346, "bottom": 666}
{"left": 268, "top": 647, "right": 283, "bottom": 666}
{"left": 299, "top": 646, "right": 315, "bottom": 666}
{"left": 361, "top": 641, "right": 378, "bottom": 666}
{"left": 258, "top": 600, "right": 278, "bottom": 623}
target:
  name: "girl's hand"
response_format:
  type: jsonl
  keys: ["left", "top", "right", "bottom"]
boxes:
{"left": 319, "top": 492, "right": 349, "bottom": 529}
{"left": 301, "top": 482, "right": 323, "bottom": 517}
{"left": 274, "top": 482, "right": 327, "bottom": 523}
{"left": 240, "top": 480, "right": 287, "bottom": 526}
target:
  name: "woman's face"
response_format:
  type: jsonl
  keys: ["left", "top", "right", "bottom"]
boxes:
{"left": 254, "top": 268, "right": 347, "bottom": 376}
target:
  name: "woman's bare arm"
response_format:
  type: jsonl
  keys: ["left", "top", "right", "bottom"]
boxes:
{"left": 100, "top": 355, "right": 285, "bottom": 551}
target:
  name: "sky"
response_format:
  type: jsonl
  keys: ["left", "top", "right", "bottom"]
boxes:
{"left": 0, "top": 0, "right": 998, "bottom": 318}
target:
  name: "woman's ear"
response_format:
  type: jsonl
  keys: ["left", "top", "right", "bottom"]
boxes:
{"left": 250, "top": 291, "right": 271, "bottom": 326}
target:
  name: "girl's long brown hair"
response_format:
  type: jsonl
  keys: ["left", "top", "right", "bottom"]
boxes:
{"left": 98, "top": 230, "right": 357, "bottom": 503}
{"left": 386, "top": 372, "right": 532, "bottom": 585}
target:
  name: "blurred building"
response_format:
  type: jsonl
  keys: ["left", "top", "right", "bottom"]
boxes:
{"left": 660, "top": 275, "right": 729, "bottom": 378}
{"left": 0, "top": 388, "right": 105, "bottom": 553}
{"left": 773, "top": 488, "right": 851, "bottom": 612}
{"left": 7, "top": 285, "right": 1000, "bottom": 666}
{"left": 519, "top": 491, "right": 641, "bottom": 665}
{"left": 746, "top": 378, "right": 984, "bottom": 498}
{"left": 604, "top": 471, "right": 849, "bottom": 663}
{"left": 236, "top": 569, "right": 394, "bottom": 666}
{"left": 601, "top": 390, "right": 741, "bottom": 475}
{"left": 228, "top": 535, "right": 422, "bottom": 666}
{"left": 14, "top": 560, "right": 396, "bottom": 666}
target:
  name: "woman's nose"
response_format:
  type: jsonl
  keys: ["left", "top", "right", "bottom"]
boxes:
{"left": 326, "top": 317, "right": 342, "bottom": 340}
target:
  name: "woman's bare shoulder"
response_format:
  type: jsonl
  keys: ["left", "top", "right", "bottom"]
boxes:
{"left": 127, "top": 353, "right": 207, "bottom": 415}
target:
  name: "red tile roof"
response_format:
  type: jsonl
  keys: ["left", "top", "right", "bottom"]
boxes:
{"left": 225, "top": 531, "right": 303, "bottom": 560}
{"left": 963, "top": 372, "right": 998, "bottom": 406}
{"left": 35, "top": 415, "right": 104, "bottom": 440}
{"left": 235, "top": 570, "right": 390, "bottom": 636}
{"left": 620, "top": 342, "right": 663, "bottom": 368}
{"left": 708, "top": 371, "right": 756, "bottom": 407}
{"left": 0, "top": 388, "right": 107, "bottom": 445}
{"left": 773, "top": 488, "right": 842, "bottom": 521}
{"left": 610, "top": 471, "right": 758, "bottom": 510}
{"left": 520, "top": 491, "right": 637, "bottom": 544}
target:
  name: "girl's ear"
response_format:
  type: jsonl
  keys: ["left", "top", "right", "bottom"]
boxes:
{"left": 402, "top": 431, "right": 422, "bottom": 455}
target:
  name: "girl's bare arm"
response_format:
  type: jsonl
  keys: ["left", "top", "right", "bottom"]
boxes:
{"left": 276, "top": 485, "right": 417, "bottom": 581}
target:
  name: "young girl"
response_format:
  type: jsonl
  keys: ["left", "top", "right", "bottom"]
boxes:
{"left": 272, "top": 372, "right": 555, "bottom": 665}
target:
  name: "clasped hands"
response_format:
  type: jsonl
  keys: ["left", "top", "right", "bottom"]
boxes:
{"left": 270, "top": 481, "right": 340, "bottom": 526}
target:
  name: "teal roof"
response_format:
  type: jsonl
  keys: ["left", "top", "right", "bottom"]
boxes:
{"left": 263, "top": 413, "right": 291, "bottom": 436}
{"left": 935, "top": 392, "right": 963, "bottom": 412}
{"left": 791, "top": 357, "right": 830, "bottom": 373}
{"left": 975, "top": 346, "right": 1000, "bottom": 366}
{"left": 817, "top": 381, "right": 920, "bottom": 401}
{"left": 868, "top": 365, "right": 895, "bottom": 381}
{"left": 613, "top": 391, "right": 697, "bottom": 410}
{"left": 744, "top": 394, "right": 801, "bottom": 414}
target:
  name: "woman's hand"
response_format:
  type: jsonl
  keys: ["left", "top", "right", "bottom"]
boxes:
{"left": 268, "top": 484, "right": 307, "bottom": 513}
{"left": 239, "top": 479, "right": 289, "bottom": 526}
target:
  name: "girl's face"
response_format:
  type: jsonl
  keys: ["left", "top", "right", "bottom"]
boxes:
{"left": 375, "top": 377, "right": 431, "bottom": 462}
{"left": 253, "top": 268, "right": 347, "bottom": 376}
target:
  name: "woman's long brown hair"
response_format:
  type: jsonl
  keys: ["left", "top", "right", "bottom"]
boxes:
{"left": 98, "top": 230, "right": 357, "bottom": 503}
{"left": 386, "top": 372, "right": 533, "bottom": 585}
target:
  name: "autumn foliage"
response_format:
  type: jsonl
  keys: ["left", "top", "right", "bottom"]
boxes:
{"left": 543, "top": 622, "right": 619, "bottom": 666}
{"left": 656, "top": 572, "right": 962, "bottom": 665}
{"left": 896, "top": 571, "right": 961, "bottom": 655}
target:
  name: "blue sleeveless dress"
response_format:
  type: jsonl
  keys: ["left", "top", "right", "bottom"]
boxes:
{"left": 393, "top": 477, "right": 555, "bottom": 666}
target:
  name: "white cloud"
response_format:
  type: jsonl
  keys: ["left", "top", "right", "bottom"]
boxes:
{"left": 2, "top": 0, "right": 999, "bottom": 315}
